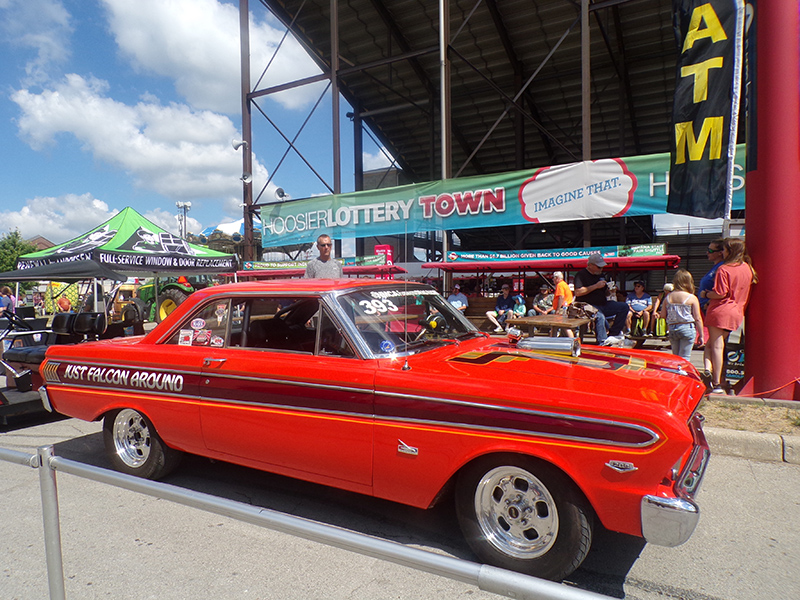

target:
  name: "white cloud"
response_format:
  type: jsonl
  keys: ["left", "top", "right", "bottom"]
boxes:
{"left": 101, "top": 0, "right": 324, "bottom": 114}
{"left": 363, "top": 148, "right": 394, "bottom": 171}
{"left": 12, "top": 74, "right": 255, "bottom": 202}
{"left": 0, "top": 194, "right": 118, "bottom": 244}
{"left": 0, "top": 0, "right": 72, "bottom": 85}
{"left": 142, "top": 207, "right": 202, "bottom": 236}
{"left": 5, "top": 0, "right": 313, "bottom": 240}
{"left": 0, "top": 195, "right": 209, "bottom": 245}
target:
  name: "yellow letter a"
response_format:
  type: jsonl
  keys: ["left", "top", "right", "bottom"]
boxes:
{"left": 682, "top": 3, "right": 728, "bottom": 53}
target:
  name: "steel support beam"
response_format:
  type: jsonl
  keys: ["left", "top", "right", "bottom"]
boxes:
{"left": 740, "top": 1, "right": 800, "bottom": 400}
{"left": 240, "top": 0, "right": 255, "bottom": 262}
{"left": 439, "top": 0, "right": 450, "bottom": 274}
{"left": 581, "top": 0, "right": 592, "bottom": 248}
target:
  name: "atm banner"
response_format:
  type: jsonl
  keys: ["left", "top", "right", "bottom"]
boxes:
{"left": 261, "top": 145, "right": 746, "bottom": 247}
{"left": 669, "top": 0, "right": 745, "bottom": 218}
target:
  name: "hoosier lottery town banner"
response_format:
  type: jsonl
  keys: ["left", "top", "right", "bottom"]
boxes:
{"left": 261, "top": 145, "right": 746, "bottom": 248}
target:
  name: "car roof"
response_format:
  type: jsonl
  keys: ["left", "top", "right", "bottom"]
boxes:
{"left": 190, "top": 278, "right": 431, "bottom": 300}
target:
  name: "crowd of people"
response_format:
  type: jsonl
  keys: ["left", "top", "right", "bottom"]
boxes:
{"left": 3, "top": 233, "right": 757, "bottom": 394}
{"left": 437, "top": 237, "right": 757, "bottom": 394}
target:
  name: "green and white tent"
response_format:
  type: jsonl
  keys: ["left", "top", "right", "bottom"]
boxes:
{"left": 17, "top": 207, "right": 237, "bottom": 276}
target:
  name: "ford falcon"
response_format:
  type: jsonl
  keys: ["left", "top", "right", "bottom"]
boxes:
{"left": 39, "top": 279, "right": 709, "bottom": 580}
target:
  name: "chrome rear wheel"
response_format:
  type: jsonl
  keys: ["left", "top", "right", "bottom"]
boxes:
{"left": 103, "top": 408, "right": 182, "bottom": 479}
{"left": 111, "top": 408, "right": 152, "bottom": 468}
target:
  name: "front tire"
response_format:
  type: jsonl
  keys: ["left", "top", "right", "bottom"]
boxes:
{"left": 103, "top": 408, "right": 182, "bottom": 479}
{"left": 455, "top": 455, "right": 592, "bottom": 581}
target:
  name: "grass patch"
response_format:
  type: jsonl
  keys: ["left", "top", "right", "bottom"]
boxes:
{"left": 700, "top": 400, "right": 800, "bottom": 435}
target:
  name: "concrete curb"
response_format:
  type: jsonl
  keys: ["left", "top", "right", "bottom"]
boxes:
{"left": 704, "top": 427, "right": 800, "bottom": 465}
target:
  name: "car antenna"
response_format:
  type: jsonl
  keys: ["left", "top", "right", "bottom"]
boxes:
{"left": 402, "top": 222, "right": 411, "bottom": 371}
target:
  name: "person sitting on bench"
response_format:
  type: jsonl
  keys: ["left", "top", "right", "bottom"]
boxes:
{"left": 573, "top": 254, "right": 629, "bottom": 345}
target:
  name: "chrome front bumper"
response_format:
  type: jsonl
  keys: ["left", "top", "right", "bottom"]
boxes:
{"left": 641, "top": 494, "right": 700, "bottom": 547}
{"left": 641, "top": 415, "right": 710, "bottom": 547}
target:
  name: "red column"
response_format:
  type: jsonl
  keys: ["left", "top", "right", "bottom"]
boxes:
{"left": 740, "top": 1, "right": 800, "bottom": 400}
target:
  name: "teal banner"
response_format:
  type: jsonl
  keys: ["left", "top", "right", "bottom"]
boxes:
{"left": 243, "top": 254, "right": 386, "bottom": 270}
{"left": 448, "top": 244, "right": 667, "bottom": 262}
{"left": 261, "top": 145, "right": 746, "bottom": 247}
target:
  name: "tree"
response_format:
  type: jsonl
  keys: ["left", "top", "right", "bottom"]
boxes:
{"left": 0, "top": 230, "right": 38, "bottom": 291}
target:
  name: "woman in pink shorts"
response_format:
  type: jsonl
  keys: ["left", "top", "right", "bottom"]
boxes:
{"left": 700, "top": 238, "right": 758, "bottom": 394}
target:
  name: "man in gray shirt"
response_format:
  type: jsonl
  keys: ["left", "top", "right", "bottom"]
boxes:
{"left": 304, "top": 234, "right": 343, "bottom": 278}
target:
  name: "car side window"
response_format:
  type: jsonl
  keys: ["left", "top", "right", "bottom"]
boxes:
{"left": 243, "top": 296, "right": 320, "bottom": 354}
{"left": 317, "top": 308, "right": 355, "bottom": 357}
{"left": 166, "top": 299, "right": 232, "bottom": 348}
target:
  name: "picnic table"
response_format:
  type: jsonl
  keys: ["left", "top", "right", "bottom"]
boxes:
{"left": 507, "top": 314, "right": 591, "bottom": 340}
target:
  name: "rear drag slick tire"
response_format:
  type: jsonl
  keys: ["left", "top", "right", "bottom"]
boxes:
{"left": 103, "top": 408, "right": 182, "bottom": 480}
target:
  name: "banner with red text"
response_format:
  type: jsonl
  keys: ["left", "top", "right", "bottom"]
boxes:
{"left": 261, "top": 145, "right": 746, "bottom": 247}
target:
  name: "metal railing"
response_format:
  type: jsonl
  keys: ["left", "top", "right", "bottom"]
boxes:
{"left": 1, "top": 444, "right": 609, "bottom": 600}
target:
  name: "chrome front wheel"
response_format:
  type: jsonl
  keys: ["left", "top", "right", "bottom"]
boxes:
{"left": 456, "top": 455, "right": 592, "bottom": 581}
{"left": 474, "top": 466, "right": 559, "bottom": 559}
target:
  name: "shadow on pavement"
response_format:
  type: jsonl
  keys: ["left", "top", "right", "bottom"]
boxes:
{"left": 0, "top": 410, "right": 69, "bottom": 433}
{"left": 52, "top": 432, "right": 645, "bottom": 594}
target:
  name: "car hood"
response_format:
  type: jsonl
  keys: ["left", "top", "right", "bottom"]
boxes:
{"left": 378, "top": 337, "right": 706, "bottom": 428}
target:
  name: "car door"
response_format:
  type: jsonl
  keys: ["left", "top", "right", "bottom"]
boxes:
{"left": 198, "top": 295, "right": 375, "bottom": 489}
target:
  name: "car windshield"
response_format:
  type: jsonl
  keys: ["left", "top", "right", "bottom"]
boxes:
{"left": 337, "top": 286, "right": 479, "bottom": 356}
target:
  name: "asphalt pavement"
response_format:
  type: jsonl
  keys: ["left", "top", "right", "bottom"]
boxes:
{"left": 3, "top": 414, "right": 799, "bottom": 600}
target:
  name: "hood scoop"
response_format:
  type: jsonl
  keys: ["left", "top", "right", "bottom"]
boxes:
{"left": 516, "top": 336, "right": 581, "bottom": 357}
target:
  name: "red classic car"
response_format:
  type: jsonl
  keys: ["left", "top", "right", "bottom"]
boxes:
{"left": 39, "top": 279, "right": 709, "bottom": 580}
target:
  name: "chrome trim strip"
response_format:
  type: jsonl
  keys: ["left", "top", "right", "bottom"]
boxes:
{"left": 210, "top": 371, "right": 374, "bottom": 395}
{"left": 45, "top": 380, "right": 196, "bottom": 404}
{"left": 204, "top": 374, "right": 659, "bottom": 446}
{"left": 375, "top": 414, "right": 655, "bottom": 448}
{"left": 44, "top": 378, "right": 655, "bottom": 448}
{"left": 378, "top": 390, "right": 660, "bottom": 446}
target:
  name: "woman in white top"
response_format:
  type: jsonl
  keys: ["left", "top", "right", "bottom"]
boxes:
{"left": 659, "top": 269, "right": 704, "bottom": 361}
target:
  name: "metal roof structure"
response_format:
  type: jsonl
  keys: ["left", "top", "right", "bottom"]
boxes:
{"left": 242, "top": 0, "right": 741, "bottom": 259}
{"left": 259, "top": 0, "right": 678, "bottom": 181}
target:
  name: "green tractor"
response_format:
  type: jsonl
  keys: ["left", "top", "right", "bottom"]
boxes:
{"left": 135, "top": 276, "right": 212, "bottom": 321}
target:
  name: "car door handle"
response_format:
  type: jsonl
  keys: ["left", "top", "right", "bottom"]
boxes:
{"left": 203, "top": 357, "right": 227, "bottom": 367}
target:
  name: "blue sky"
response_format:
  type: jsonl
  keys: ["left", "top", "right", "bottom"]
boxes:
{"left": 0, "top": 0, "right": 390, "bottom": 246}
{"left": 0, "top": 0, "right": 719, "bottom": 250}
